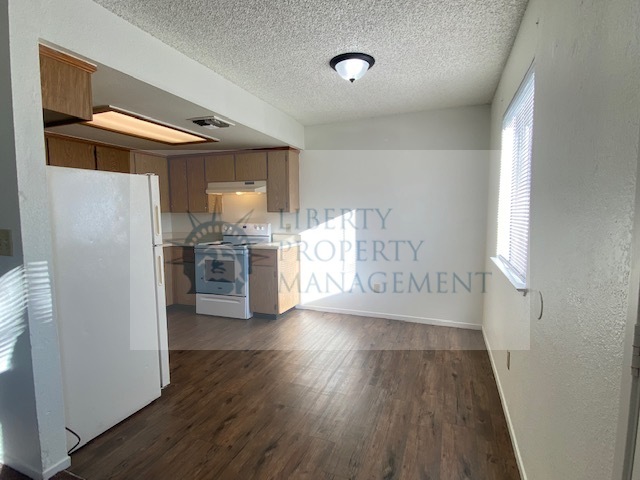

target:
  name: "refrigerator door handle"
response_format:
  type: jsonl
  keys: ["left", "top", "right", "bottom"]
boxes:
{"left": 154, "top": 205, "right": 161, "bottom": 237}
{"left": 157, "top": 254, "right": 164, "bottom": 287}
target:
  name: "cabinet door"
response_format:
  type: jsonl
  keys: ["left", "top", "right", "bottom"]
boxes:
{"left": 277, "top": 245, "right": 301, "bottom": 314}
{"left": 205, "top": 154, "right": 235, "bottom": 182}
{"left": 267, "top": 150, "right": 300, "bottom": 212}
{"left": 249, "top": 265, "right": 278, "bottom": 314}
{"left": 172, "top": 247, "right": 196, "bottom": 306}
{"left": 39, "top": 45, "right": 94, "bottom": 123}
{"left": 235, "top": 152, "right": 267, "bottom": 180}
{"left": 164, "top": 247, "right": 174, "bottom": 307}
{"left": 96, "top": 145, "right": 133, "bottom": 173}
{"left": 249, "top": 249, "right": 278, "bottom": 314}
{"left": 46, "top": 136, "right": 96, "bottom": 170}
{"left": 186, "top": 157, "right": 207, "bottom": 212}
{"left": 134, "top": 153, "right": 170, "bottom": 212}
{"left": 169, "top": 158, "right": 189, "bottom": 212}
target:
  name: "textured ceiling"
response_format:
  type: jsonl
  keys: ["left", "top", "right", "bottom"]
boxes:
{"left": 93, "top": 0, "right": 528, "bottom": 125}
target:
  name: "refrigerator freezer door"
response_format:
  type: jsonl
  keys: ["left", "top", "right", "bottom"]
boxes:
{"left": 154, "top": 245, "right": 170, "bottom": 388}
{"left": 47, "top": 166, "right": 162, "bottom": 451}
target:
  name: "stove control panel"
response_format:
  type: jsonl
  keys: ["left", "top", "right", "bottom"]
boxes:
{"left": 222, "top": 223, "right": 272, "bottom": 236}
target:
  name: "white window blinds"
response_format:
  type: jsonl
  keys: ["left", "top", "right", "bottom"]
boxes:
{"left": 497, "top": 69, "right": 535, "bottom": 286}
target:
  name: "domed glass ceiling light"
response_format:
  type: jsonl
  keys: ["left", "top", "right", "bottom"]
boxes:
{"left": 330, "top": 53, "right": 375, "bottom": 83}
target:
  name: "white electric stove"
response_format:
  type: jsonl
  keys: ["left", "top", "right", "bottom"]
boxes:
{"left": 195, "top": 223, "right": 272, "bottom": 319}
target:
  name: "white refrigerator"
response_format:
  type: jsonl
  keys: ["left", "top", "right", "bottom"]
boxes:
{"left": 47, "top": 166, "right": 170, "bottom": 451}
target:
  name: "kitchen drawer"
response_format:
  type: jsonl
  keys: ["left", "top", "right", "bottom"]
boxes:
{"left": 250, "top": 249, "right": 276, "bottom": 267}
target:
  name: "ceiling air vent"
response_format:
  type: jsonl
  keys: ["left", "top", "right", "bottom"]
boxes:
{"left": 190, "top": 116, "right": 235, "bottom": 130}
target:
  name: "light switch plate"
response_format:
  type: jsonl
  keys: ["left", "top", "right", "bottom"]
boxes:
{"left": 0, "top": 229, "right": 13, "bottom": 256}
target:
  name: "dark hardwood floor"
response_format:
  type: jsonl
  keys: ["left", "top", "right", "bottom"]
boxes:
{"left": 69, "top": 306, "right": 520, "bottom": 480}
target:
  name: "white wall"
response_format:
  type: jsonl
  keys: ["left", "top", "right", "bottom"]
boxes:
{"left": 482, "top": 1, "right": 640, "bottom": 479}
{"left": 1, "top": 0, "right": 70, "bottom": 478}
{"left": 301, "top": 106, "right": 490, "bottom": 327}
{"left": 2, "top": 0, "right": 305, "bottom": 477}
{"left": 306, "top": 105, "right": 490, "bottom": 150}
{"left": 169, "top": 106, "right": 491, "bottom": 328}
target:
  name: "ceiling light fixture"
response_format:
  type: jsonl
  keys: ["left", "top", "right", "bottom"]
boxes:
{"left": 330, "top": 53, "right": 375, "bottom": 83}
{"left": 83, "top": 106, "right": 218, "bottom": 145}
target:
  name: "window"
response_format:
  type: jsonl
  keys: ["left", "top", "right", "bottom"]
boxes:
{"left": 494, "top": 68, "right": 535, "bottom": 291}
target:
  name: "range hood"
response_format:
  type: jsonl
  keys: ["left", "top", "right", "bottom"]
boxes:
{"left": 206, "top": 181, "right": 267, "bottom": 195}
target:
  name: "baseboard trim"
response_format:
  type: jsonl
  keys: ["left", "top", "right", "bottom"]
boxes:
{"left": 43, "top": 456, "right": 72, "bottom": 480}
{"left": 1, "top": 454, "right": 70, "bottom": 480}
{"left": 481, "top": 327, "right": 527, "bottom": 480}
{"left": 296, "top": 304, "right": 481, "bottom": 330}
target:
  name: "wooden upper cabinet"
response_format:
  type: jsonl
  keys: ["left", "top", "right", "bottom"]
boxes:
{"left": 235, "top": 152, "right": 267, "bottom": 181}
{"left": 134, "top": 153, "right": 170, "bottom": 212}
{"left": 186, "top": 157, "right": 208, "bottom": 213}
{"left": 39, "top": 45, "right": 96, "bottom": 126}
{"left": 46, "top": 136, "right": 96, "bottom": 170}
{"left": 167, "top": 148, "right": 299, "bottom": 213}
{"left": 267, "top": 149, "right": 300, "bottom": 213}
{"left": 205, "top": 154, "right": 235, "bottom": 182}
{"left": 168, "top": 156, "right": 209, "bottom": 213}
{"left": 96, "top": 145, "right": 133, "bottom": 173}
{"left": 169, "top": 158, "right": 189, "bottom": 213}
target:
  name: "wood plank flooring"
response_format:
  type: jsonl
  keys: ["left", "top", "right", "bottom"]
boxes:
{"left": 69, "top": 306, "right": 519, "bottom": 480}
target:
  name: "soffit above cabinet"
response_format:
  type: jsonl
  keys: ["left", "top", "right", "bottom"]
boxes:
{"left": 45, "top": 61, "right": 290, "bottom": 153}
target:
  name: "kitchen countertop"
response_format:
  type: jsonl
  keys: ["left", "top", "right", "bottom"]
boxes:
{"left": 248, "top": 236, "right": 301, "bottom": 251}
{"left": 162, "top": 233, "right": 301, "bottom": 249}
{"left": 161, "top": 231, "right": 213, "bottom": 247}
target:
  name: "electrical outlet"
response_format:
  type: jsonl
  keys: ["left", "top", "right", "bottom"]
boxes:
{"left": 373, "top": 283, "right": 381, "bottom": 293}
{"left": 0, "top": 229, "right": 12, "bottom": 256}
{"left": 507, "top": 351, "right": 511, "bottom": 370}
{"left": 285, "top": 223, "right": 291, "bottom": 232}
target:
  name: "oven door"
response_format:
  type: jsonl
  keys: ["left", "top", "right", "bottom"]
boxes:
{"left": 195, "top": 248, "right": 248, "bottom": 296}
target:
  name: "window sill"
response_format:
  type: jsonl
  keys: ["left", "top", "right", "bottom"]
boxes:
{"left": 491, "top": 256, "right": 527, "bottom": 294}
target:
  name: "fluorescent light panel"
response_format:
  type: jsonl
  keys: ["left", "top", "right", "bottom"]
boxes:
{"left": 84, "top": 107, "right": 215, "bottom": 145}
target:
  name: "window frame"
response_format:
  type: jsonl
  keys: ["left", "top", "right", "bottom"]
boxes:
{"left": 492, "top": 66, "right": 535, "bottom": 293}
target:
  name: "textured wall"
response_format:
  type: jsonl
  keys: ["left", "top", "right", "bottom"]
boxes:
{"left": 1, "top": 0, "right": 69, "bottom": 477}
{"left": 305, "top": 105, "right": 491, "bottom": 150}
{"left": 2, "top": 0, "right": 306, "bottom": 476}
{"left": 483, "top": 0, "right": 640, "bottom": 479}
{"left": 170, "top": 106, "right": 492, "bottom": 328}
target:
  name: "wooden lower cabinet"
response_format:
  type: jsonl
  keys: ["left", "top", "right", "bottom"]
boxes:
{"left": 167, "top": 246, "right": 196, "bottom": 306}
{"left": 163, "top": 247, "right": 174, "bottom": 306}
{"left": 249, "top": 245, "right": 300, "bottom": 315}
